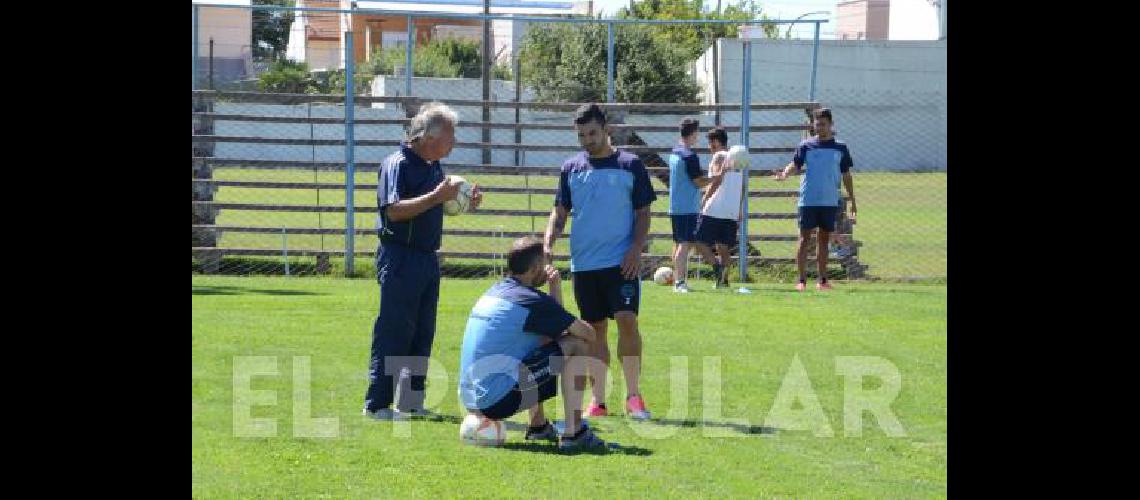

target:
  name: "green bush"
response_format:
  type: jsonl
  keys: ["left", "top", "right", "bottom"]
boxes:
{"left": 257, "top": 59, "right": 315, "bottom": 93}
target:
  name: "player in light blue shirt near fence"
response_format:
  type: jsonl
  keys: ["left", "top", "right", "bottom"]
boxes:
{"left": 666, "top": 118, "right": 713, "bottom": 293}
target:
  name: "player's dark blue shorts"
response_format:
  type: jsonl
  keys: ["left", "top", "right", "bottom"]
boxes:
{"left": 670, "top": 214, "right": 699, "bottom": 243}
{"left": 798, "top": 205, "right": 839, "bottom": 232}
{"left": 572, "top": 266, "right": 640, "bottom": 322}
{"left": 694, "top": 215, "right": 738, "bottom": 247}
{"left": 478, "top": 341, "right": 563, "bottom": 420}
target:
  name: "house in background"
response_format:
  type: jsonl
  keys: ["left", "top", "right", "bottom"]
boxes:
{"left": 194, "top": 0, "right": 254, "bottom": 85}
{"left": 285, "top": 0, "right": 592, "bottom": 71}
{"left": 835, "top": 0, "right": 943, "bottom": 41}
{"left": 836, "top": 0, "right": 890, "bottom": 40}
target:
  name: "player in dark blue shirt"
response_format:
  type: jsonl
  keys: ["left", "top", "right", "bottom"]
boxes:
{"left": 543, "top": 103, "right": 656, "bottom": 421}
{"left": 363, "top": 102, "right": 483, "bottom": 420}
{"left": 458, "top": 237, "right": 610, "bottom": 450}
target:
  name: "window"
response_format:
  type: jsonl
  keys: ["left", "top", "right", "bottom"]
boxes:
{"left": 381, "top": 31, "right": 408, "bottom": 49}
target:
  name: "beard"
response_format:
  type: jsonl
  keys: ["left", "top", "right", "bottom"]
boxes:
{"left": 530, "top": 272, "right": 548, "bottom": 288}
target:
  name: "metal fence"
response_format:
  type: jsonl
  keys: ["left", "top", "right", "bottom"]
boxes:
{"left": 192, "top": 2, "right": 946, "bottom": 281}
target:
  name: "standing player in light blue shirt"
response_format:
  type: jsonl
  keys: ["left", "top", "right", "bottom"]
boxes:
{"left": 776, "top": 108, "right": 858, "bottom": 291}
{"left": 543, "top": 103, "right": 657, "bottom": 421}
{"left": 666, "top": 118, "right": 712, "bottom": 293}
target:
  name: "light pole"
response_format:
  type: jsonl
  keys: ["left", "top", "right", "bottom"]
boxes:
{"left": 785, "top": 11, "right": 829, "bottom": 39}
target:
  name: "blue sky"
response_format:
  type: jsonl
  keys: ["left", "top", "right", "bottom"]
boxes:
{"left": 590, "top": 0, "right": 940, "bottom": 40}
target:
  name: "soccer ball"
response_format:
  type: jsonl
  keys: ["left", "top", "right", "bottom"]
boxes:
{"left": 727, "top": 145, "right": 751, "bottom": 169}
{"left": 459, "top": 413, "right": 505, "bottom": 446}
{"left": 442, "top": 175, "right": 475, "bottom": 216}
{"left": 653, "top": 266, "right": 675, "bottom": 285}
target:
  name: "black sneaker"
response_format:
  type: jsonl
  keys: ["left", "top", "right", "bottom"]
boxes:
{"left": 713, "top": 265, "right": 729, "bottom": 289}
{"left": 524, "top": 421, "right": 558, "bottom": 443}
{"left": 558, "top": 422, "right": 615, "bottom": 451}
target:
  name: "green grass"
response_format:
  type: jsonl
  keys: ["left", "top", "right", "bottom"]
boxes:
{"left": 205, "top": 170, "right": 946, "bottom": 279}
{"left": 192, "top": 275, "right": 947, "bottom": 498}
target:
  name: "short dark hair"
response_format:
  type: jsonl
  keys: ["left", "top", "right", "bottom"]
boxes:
{"left": 574, "top": 103, "right": 607, "bottom": 126}
{"left": 507, "top": 236, "right": 545, "bottom": 275}
{"left": 706, "top": 126, "right": 728, "bottom": 146}
{"left": 813, "top": 107, "right": 833, "bottom": 123}
{"left": 680, "top": 118, "right": 700, "bottom": 137}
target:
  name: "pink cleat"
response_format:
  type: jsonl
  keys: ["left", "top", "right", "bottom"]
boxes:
{"left": 585, "top": 401, "right": 608, "bottom": 417}
{"left": 795, "top": 282, "right": 807, "bottom": 292}
{"left": 817, "top": 282, "right": 833, "bottom": 291}
{"left": 626, "top": 395, "right": 652, "bottom": 421}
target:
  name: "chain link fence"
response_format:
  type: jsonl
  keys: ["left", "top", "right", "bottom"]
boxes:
{"left": 193, "top": 3, "right": 945, "bottom": 281}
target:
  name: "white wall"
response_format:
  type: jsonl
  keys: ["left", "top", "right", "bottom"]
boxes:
{"left": 195, "top": 5, "right": 254, "bottom": 84}
{"left": 306, "top": 40, "right": 341, "bottom": 71}
{"left": 695, "top": 38, "right": 946, "bottom": 171}
{"left": 197, "top": 5, "right": 252, "bottom": 59}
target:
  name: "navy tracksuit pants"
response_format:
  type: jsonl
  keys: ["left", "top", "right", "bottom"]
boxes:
{"left": 363, "top": 243, "right": 441, "bottom": 412}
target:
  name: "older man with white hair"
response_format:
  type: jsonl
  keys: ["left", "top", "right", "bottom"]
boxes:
{"left": 363, "top": 102, "right": 483, "bottom": 420}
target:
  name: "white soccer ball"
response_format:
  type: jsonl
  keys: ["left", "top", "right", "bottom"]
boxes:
{"left": 727, "top": 145, "right": 751, "bottom": 169}
{"left": 459, "top": 413, "right": 505, "bottom": 446}
{"left": 442, "top": 175, "right": 475, "bottom": 216}
{"left": 653, "top": 266, "right": 675, "bottom": 285}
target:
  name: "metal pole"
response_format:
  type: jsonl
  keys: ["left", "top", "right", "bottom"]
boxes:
{"left": 713, "top": 0, "right": 721, "bottom": 125}
{"left": 192, "top": 5, "right": 199, "bottom": 90}
{"left": 405, "top": 15, "right": 413, "bottom": 95}
{"left": 482, "top": 2, "right": 492, "bottom": 165}
{"left": 809, "top": 22, "right": 821, "bottom": 101}
{"left": 283, "top": 227, "right": 291, "bottom": 276}
{"left": 738, "top": 39, "right": 752, "bottom": 282}
{"left": 606, "top": 22, "right": 615, "bottom": 102}
{"left": 712, "top": 39, "right": 720, "bottom": 125}
{"left": 208, "top": 38, "right": 215, "bottom": 90}
{"left": 345, "top": 30, "right": 356, "bottom": 276}
{"left": 785, "top": 12, "right": 829, "bottom": 39}
{"left": 514, "top": 53, "right": 521, "bottom": 167}
{"left": 940, "top": 0, "right": 947, "bottom": 40}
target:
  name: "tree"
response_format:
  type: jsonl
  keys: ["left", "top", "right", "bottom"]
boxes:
{"left": 358, "top": 38, "right": 509, "bottom": 80}
{"left": 618, "top": 0, "right": 779, "bottom": 60}
{"left": 252, "top": 0, "right": 295, "bottom": 62}
{"left": 518, "top": 21, "right": 699, "bottom": 103}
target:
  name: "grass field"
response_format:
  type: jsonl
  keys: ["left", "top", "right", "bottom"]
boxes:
{"left": 204, "top": 170, "right": 945, "bottom": 279}
{"left": 192, "top": 275, "right": 947, "bottom": 497}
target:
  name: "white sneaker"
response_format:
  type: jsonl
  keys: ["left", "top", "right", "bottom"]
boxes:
{"left": 673, "top": 281, "right": 691, "bottom": 293}
{"left": 363, "top": 408, "right": 408, "bottom": 421}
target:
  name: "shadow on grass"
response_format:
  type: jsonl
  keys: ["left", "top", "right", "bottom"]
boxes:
{"left": 649, "top": 418, "right": 778, "bottom": 435}
{"left": 413, "top": 413, "right": 652, "bottom": 456}
{"left": 497, "top": 441, "right": 652, "bottom": 456}
{"left": 192, "top": 285, "right": 324, "bottom": 296}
